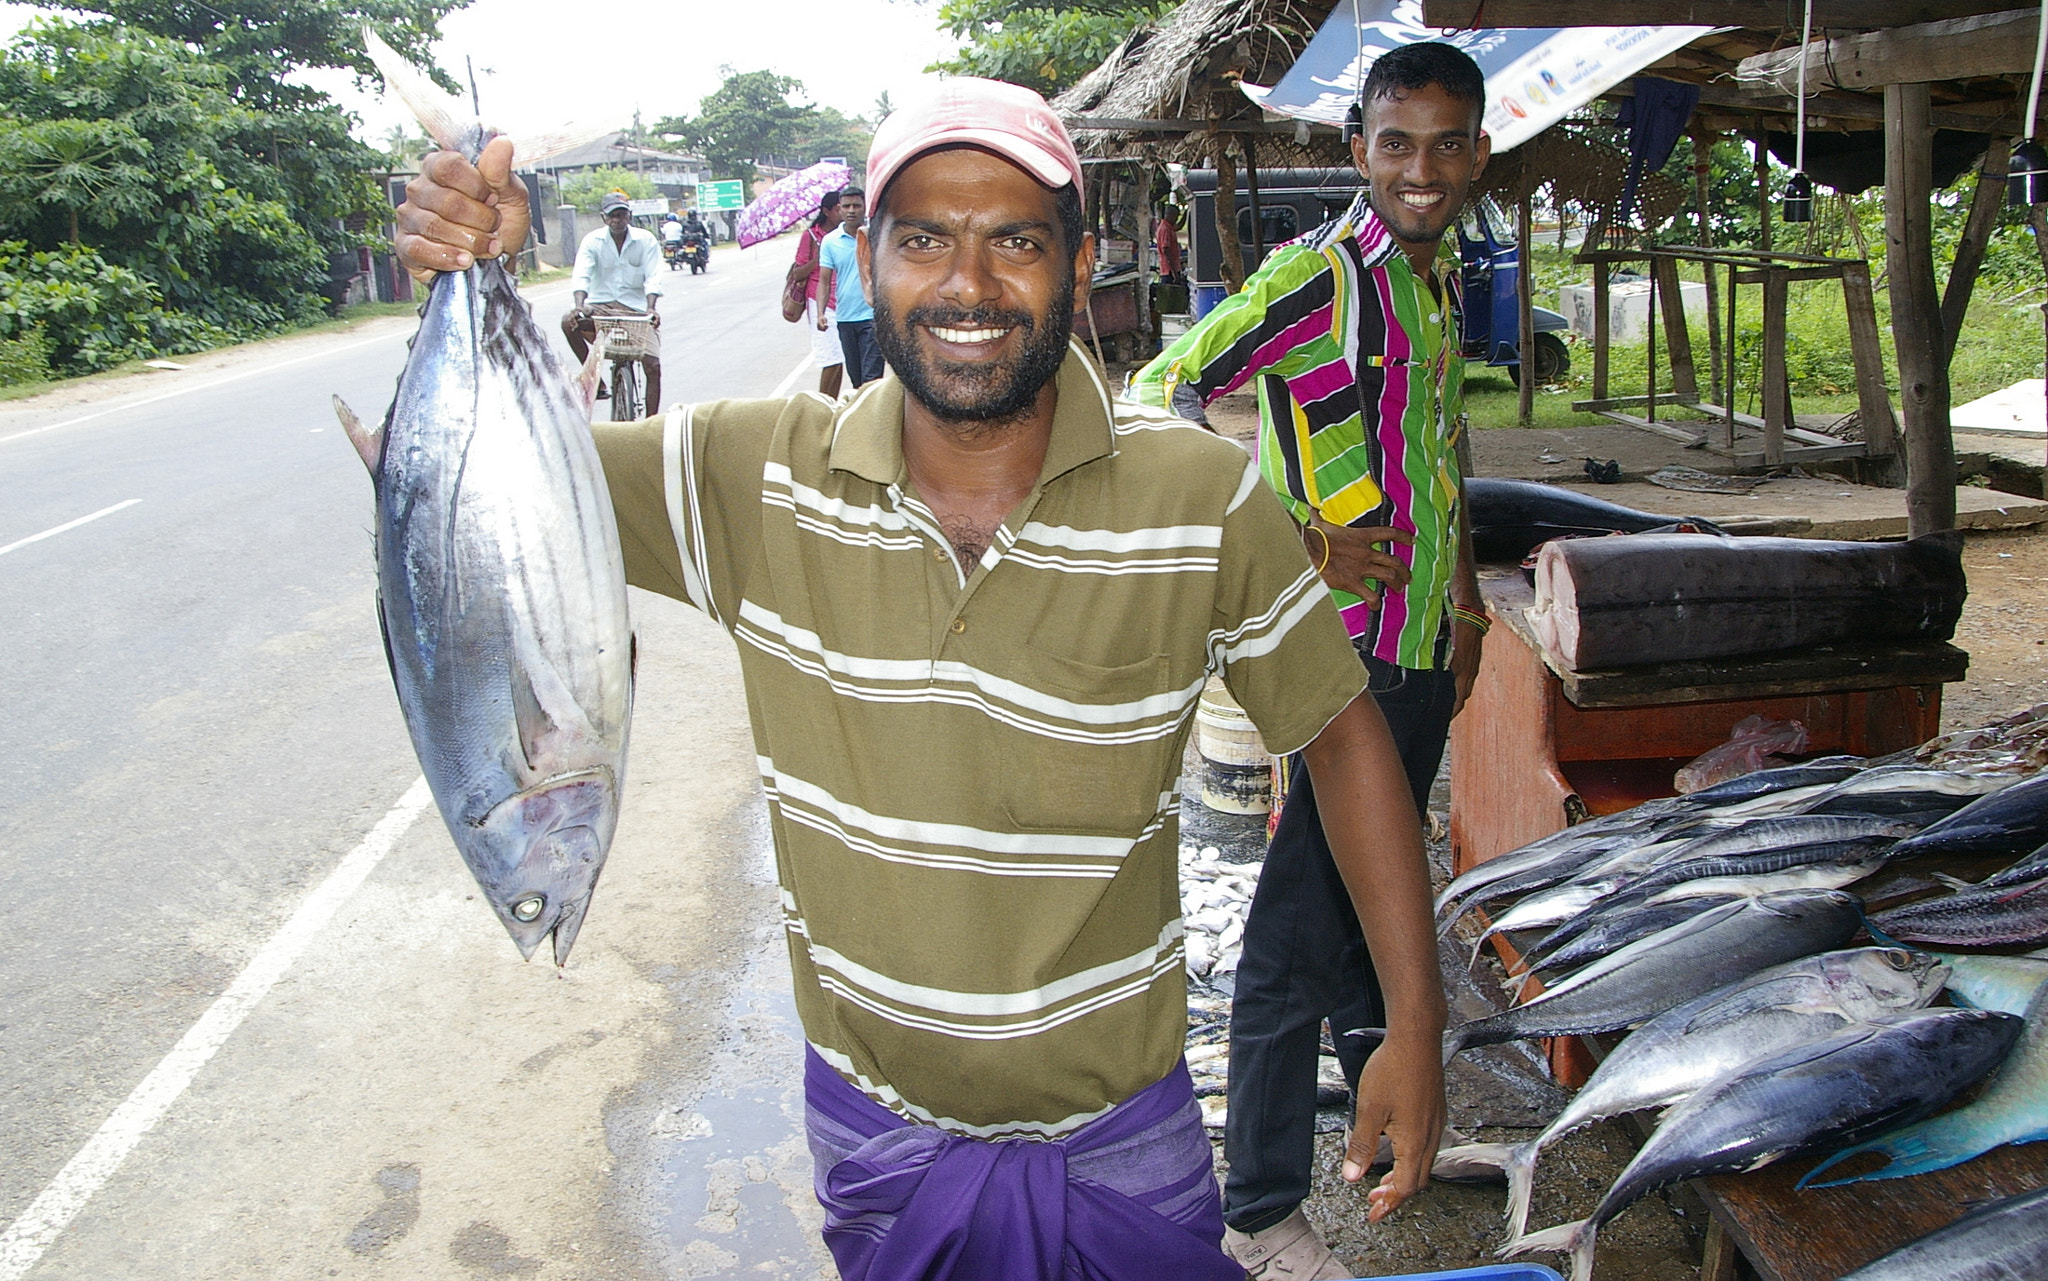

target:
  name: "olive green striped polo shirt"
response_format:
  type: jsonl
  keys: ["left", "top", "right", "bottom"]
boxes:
{"left": 593, "top": 342, "right": 1366, "bottom": 1138}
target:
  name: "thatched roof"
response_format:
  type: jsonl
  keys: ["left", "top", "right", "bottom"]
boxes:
{"left": 1054, "top": 0, "right": 1336, "bottom": 163}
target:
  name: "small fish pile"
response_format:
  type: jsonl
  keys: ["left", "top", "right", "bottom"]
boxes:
{"left": 1178, "top": 844, "right": 1259, "bottom": 983}
{"left": 1439, "top": 716, "right": 2048, "bottom": 1281}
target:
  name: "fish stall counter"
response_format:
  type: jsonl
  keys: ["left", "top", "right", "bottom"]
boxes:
{"left": 1437, "top": 535, "right": 2048, "bottom": 1281}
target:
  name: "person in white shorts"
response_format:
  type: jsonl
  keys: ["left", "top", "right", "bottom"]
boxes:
{"left": 788, "top": 190, "right": 846, "bottom": 397}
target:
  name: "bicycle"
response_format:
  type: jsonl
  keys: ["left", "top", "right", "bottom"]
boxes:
{"left": 592, "top": 311, "right": 659, "bottom": 421}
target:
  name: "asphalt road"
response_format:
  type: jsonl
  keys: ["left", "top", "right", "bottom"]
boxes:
{"left": 0, "top": 240, "right": 837, "bottom": 1279}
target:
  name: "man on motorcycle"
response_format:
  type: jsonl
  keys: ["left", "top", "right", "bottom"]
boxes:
{"left": 661, "top": 212, "right": 685, "bottom": 267}
{"left": 563, "top": 192, "right": 664, "bottom": 409}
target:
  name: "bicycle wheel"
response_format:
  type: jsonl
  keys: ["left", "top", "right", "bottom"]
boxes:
{"left": 610, "top": 359, "right": 643, "bottom": 421}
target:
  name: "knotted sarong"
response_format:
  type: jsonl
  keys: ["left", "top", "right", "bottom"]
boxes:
{"left": 804, "top": 1048, "right": 1243, "bottom": 1281}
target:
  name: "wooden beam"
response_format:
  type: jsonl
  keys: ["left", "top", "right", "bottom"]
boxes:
{"left": 1518, "top": 193, "right": 1535, "bottom": 423}
{"left": 1761, "top": 267, "right": 1790, "bottom": 465}
{"left": 1737, "top": 7, "right": 2038, "bottom": 94}
{"left": 1063, "top": 117, "right": 1328, "bottom": 135}
{"left": 1422, "top": 0, "right": 2016, "bottom": 25}
{"left": 1942, "top": 137, "right": 2010, "bottom": 364}
{"left": 1603, "top": 77, "right": 2014, "bottom": 135}
{"left": 1653, "top": 257, "right": 1701, "bottom": 400}
{"left": 1885, "top": 83, "right": 1957, "bottom": 535}
{"left": 1213, "top": 139, "right": 1244, "bottom": 295}
{"left": 1841, "top": 261, "right": 1903, "bottom": 466}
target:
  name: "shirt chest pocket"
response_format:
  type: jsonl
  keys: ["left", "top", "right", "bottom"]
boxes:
{"left": 993, "top": 648, "right": 1179, "bottom": 838}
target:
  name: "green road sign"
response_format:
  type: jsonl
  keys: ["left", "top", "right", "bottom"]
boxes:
{"left": 698, "top": 180, "right": 746, "bottom": 211}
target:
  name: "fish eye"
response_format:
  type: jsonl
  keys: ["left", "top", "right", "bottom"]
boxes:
{"left": 511, "top": 894, "right": 545, "bottom": 922}
{"left": 1882, "top": 948, "right": 1914, "bottom": 969}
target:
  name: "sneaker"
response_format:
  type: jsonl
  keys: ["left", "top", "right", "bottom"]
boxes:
{"left": 1223, "top": 1207, "right": 1350, "bottom": 1280}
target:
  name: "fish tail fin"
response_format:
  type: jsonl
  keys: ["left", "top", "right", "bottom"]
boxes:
{"left": 333, "top": 395, "right": 383, "bottom": 472}
{"left": 1801, "top": 1122, "right": 1972, "bottom": 1188}
{"left": 1503, "top": 1140, "right": 1540, "bottom": 1244}
{"left": 1502, "top": 1217, "right": 1596, "bottom": 1281}
{"left": 1931, "top": 872, "right": 1979, "bottom": 891}
{"left": 361, "top": 28, "right": 487, "bottom": 160}
{"left": 1441, "top": 1024, "right": 1468, "bottom": 1067}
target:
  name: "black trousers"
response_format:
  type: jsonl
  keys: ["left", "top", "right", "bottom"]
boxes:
{"left": 1221, "top": 654, "right": 1457, "bottom": 1233}
{"left": 838, "top": 319, "right": 886, "bottom": 387}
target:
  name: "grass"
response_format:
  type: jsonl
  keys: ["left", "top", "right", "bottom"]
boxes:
{"left": 1469, "top": 242, "right": 2048, "bottom": 432}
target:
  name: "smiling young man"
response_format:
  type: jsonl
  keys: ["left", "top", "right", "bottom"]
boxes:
{"left": 393, "top": 76, "right": 1444, "bottom": 1280}
{"left": 1125, "top": 42, "right": 1490, "bottom": 1279}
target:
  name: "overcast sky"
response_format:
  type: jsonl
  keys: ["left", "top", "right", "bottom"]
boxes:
{"left": 0, "top": 0, "right": 961, "bottom": 146}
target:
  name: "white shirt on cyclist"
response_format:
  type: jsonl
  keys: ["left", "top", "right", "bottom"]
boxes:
{"left": 573, "top": 225, "right": 665, "bottom": 311}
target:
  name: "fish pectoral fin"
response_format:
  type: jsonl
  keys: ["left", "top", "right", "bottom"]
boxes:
{"left": 509, "top": 661, "right": 560, "bottom": 773}
{"left": 507, "top": 629, "right": 602, "bottom": 774}
{"left": 334, "top": 396, "right": 384, "bottom": 472}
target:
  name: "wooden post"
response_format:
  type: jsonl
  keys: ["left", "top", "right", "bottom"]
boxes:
{"left": 1647, "top": 257, "right": 1660, "bottom": 424}
{"left": 1762, "top": 265, "right": 1790, "bottom": 464}
{"left": 1241, "top": 135, "right": 1265, "bottom": 268}
{"left": 1693, "top": 130, "right": 1724, "bottom": 406}
{"left": 2030, "top": 203, "right": 2048, "bottom": 487}
{"left": 1592, "top": 259, "right": 1611, "bottom": 401}
{"left": 1885, "top": 81, "right": 1957, "bottom": 535}
{"left": 1137, "top": 161, "right": 1153, "bottom": 351}
{"left": 1941, "top": 136, "right": 2011, "bottom": 363}
{"left": 1214, "top": 137, "right": 1245, "bottom": 293}
{"left": 1518, "top": 192, "right": 1536, "bottom": 423}
{"left": 1653, "top": 256, "right": 1700, "bottom": 400}
{"left": 1753, "top": 127, "right": 1773, "bottom": 253}
{"left": 1724, "top": 261, "right": 1739, "bottom": 448}
{"left": 1841, "top": 260, "right": 1903, "bottom": 470}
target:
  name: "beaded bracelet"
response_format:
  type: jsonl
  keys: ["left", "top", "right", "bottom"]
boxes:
{"left": 1451, "top": 604, "right": 1491, "bottom": 634}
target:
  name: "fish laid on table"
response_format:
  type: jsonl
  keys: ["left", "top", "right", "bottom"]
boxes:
{"left": 1938, "top": 950, "right": 2048, "bottom": 1014}
{"left": 1505, "top": 1007, "right": 2023, "bottom": 1281}
{"left": 1442, "top": 889, "right": 1864, "bottom": 1061}
{"left": 1526, "top": 531, "right": 1967, "bottom": 670}
{"left": 1833, "top": 1184, "right": 2048, "bottom": 1281}
{"left": 335, "top": 33, "right": 633, "bottom": 965}
{"left": 1983, "top": 838, "right": 2048, "bottom": 888}
{"left": 1802, "top": 977, "right": 2048, "bottom": 1187}
{"left": 1869, "top": 876, "right": 2048, "bottom": 949}
{"left": 1681, "top": 756, "right": 1865, "bottom": 803}
{"left": 1521, "top": 891, "right": 1742, "bottom": 977}
{"left": 1887, "top": 770, "right": 2048, "bottom": 860}
{"left": 1449, "top": 947, "right": 1948, "bottom": 1243}
{"left": 1464, "top": 477, "right": 1728, "bottom": 563}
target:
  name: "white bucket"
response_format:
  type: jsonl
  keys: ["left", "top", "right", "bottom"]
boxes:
{"left": 1196, "top": 681, "right": 1273, "bottom": 814}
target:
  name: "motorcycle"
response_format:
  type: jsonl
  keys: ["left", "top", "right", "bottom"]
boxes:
{"left": 663, "top": 237, "right": 687, "bottom": 271}
{"left": 682, "top": 233, "right": 709, "bottom": 275}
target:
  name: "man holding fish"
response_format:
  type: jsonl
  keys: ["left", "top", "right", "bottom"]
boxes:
{"left": 393, "top": 76, "right": 1446, "bottom": 1278}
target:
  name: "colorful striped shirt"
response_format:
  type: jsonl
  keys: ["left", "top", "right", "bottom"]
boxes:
{"left": 1125, "top": 193, "right": 1467, "bottom": 670}
{"left": 592, "top": 342, "right": 1366, "bottom": 1139}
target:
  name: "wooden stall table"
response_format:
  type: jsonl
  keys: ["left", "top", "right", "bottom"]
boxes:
{"left": 1448, "top": 568, "right": 1969, "bottom": 1085}
{"left": 1444, "top": 570, "right": 2041, "bottom": 1281}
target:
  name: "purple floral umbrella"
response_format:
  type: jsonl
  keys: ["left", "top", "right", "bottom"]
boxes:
{"left": 734, "top": 160, "right": 853, "bottom": 248}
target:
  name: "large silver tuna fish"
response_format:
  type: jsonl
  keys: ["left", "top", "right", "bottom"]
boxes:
{"left": 335, "top": 32, "right": 632, "bottom": 965}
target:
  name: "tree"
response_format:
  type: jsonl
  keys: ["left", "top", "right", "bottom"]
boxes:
{"left": 929, "top": 0, "right": 1169, "bottom": 96}
{"left": 873, "top": 91, "right": 895, "bottom": 125}
{"left": 0, "top": 19, "right": 372, "bottom": 338}
{"left": 658, "top": 69, "right": 814, "bottom": 185}
{"left": 45, "top": 0, "right": 471, "bottom": 109}
{"left": 788, "top": 108, "right": 874, "bottom": 171}
{"left": 560, "top": 166, "right": 657, "bottom": 213}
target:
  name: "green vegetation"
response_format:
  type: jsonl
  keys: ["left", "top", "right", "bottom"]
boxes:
{"left": 560, "top": 167, "right": 658, "bottom": 214}
{"left": 929, "top": 0, "right": 1170, "bottom": 95}
{"left": 0, "top": 5, "right": 461, "bottom": 386}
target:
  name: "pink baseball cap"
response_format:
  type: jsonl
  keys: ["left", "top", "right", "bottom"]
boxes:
{"left": 864, "top": 77, "right": 1084, "bottom": 208}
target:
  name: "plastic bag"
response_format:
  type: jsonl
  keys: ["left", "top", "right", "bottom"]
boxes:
{"left": 1674, "top": 714, "right": 1811, "bottom": 794}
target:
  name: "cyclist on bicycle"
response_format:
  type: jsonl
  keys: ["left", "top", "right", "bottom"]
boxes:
{"left": 563, "top": 192, "right": 664, "bottom": 410}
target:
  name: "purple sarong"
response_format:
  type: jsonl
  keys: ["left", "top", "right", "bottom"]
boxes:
{"left": 804, "top": 1048, "right": 1242, "bottom": 1281}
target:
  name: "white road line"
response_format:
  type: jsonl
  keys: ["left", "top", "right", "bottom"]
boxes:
{"left": 0, "top": 777, "right": 434, "bottom": 1281}
{"left": 0, "top": 500, "right": 143, "bottom": 560}
{"left": 0, "top": 277, "right": 581, "bottom": 448}
{"left": 0, "top": 330, "right": 409, "bottom": 447}
{"left": 769, "top": 355, "right": 814, "bottom": 400}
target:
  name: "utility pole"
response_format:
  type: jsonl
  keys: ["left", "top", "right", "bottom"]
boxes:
{"left": 465, "top": 55, "right": 480, "bottom": 116}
